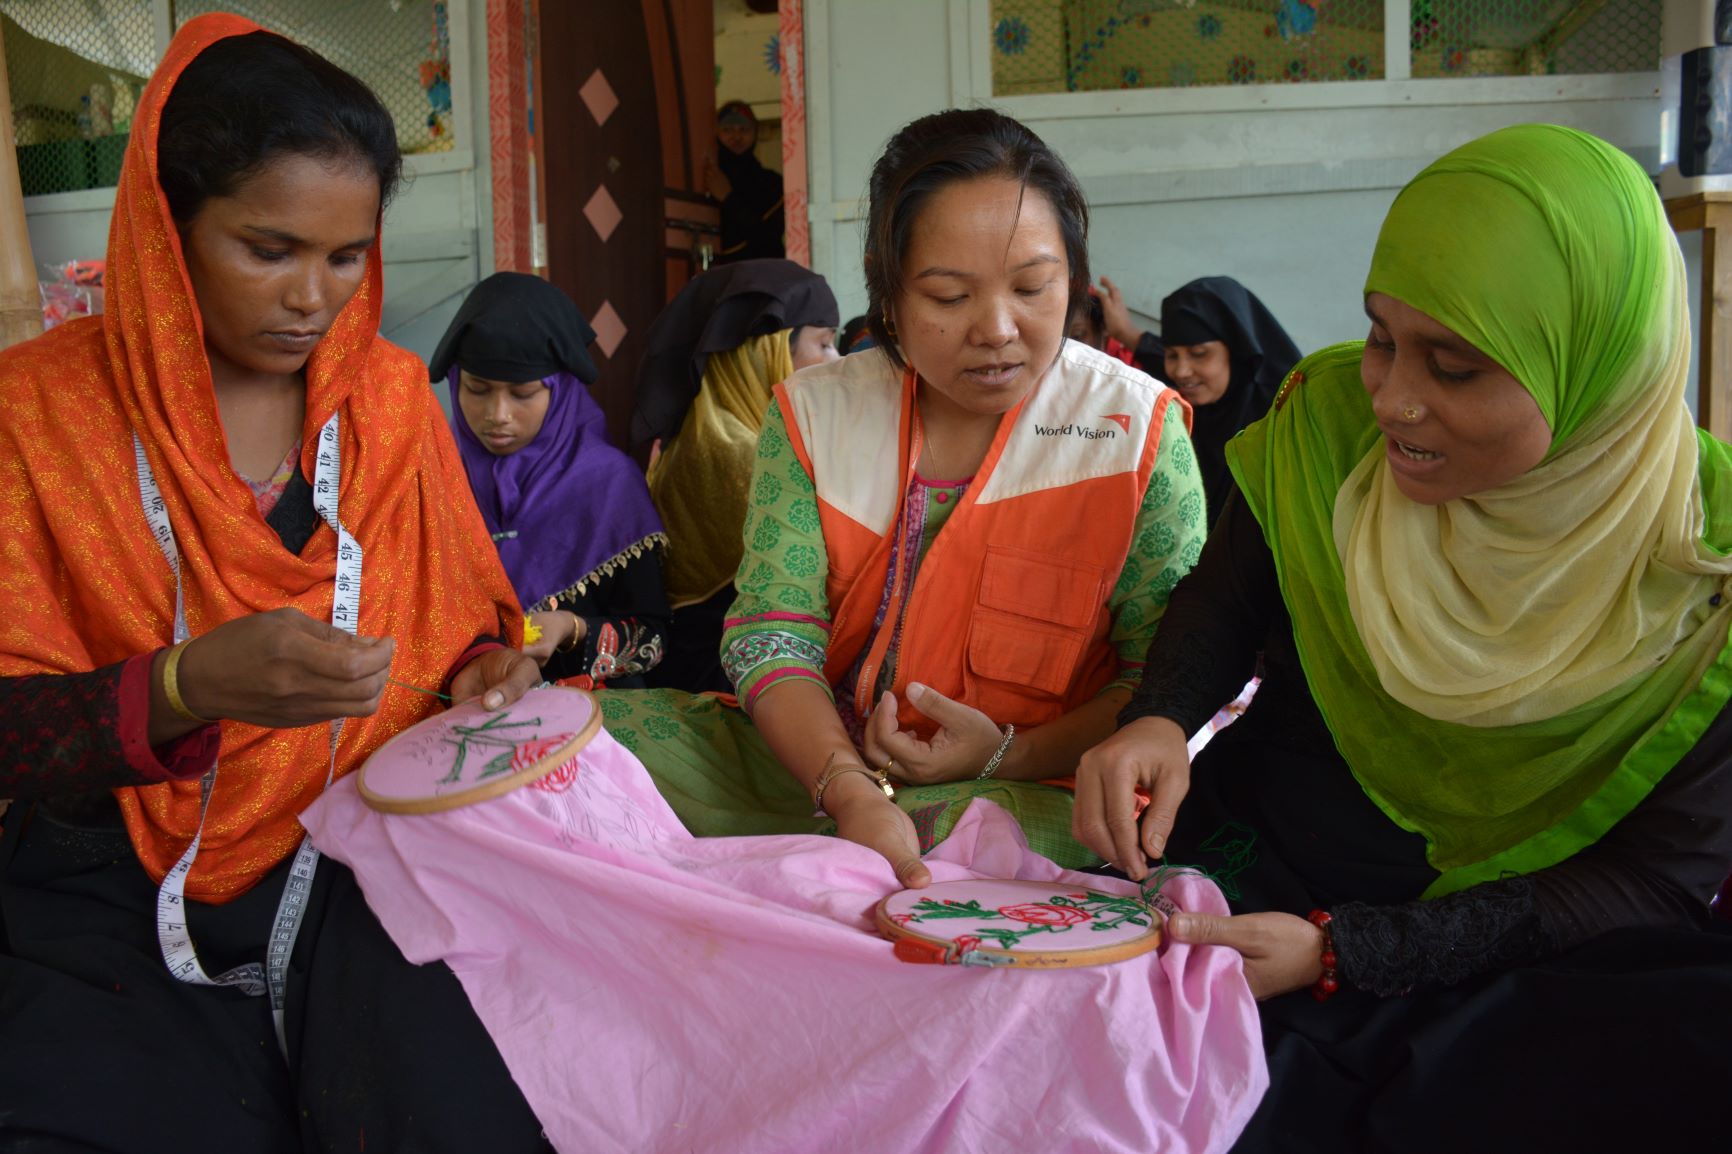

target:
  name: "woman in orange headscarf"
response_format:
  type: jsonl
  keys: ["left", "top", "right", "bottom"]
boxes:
{"left": 0, "top": 17, "right": 549, "bottom": 1151}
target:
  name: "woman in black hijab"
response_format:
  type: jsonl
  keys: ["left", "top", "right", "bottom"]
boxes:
{"left": 435, "top": 273, "right": 671, "bottom": 688}
{"left": 632, "top": 258, "right": 838, "bottom": 692}
{"left": 704, "top": 100, "right": 785, "bottom": 264}
{"left": 1159, "top": 276, "right": 1301, "bottom": 529}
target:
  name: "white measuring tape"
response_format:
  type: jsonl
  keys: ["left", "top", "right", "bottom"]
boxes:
{"left": 134, "top": 412, "right": 362, "bottom": 1054}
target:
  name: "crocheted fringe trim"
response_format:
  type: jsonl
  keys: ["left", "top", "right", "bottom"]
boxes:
{"left": 529, "top": 533, "right": 668, "bottom": 612}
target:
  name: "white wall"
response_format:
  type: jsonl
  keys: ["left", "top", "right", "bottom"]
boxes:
{"left": 803, "top": 0, "right": 1667, "bottom": 365}
{"left": 19, "top": 0, "right": 492, "bottom": 372}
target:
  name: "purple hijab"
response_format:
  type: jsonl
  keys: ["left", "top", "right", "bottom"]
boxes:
{"left": 435, "top": 274, "right": 664, "bottom": 610}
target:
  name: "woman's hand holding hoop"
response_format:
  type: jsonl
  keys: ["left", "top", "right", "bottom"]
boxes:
{"left": 1165, "top": 911, "right": 1324, "bottom": 1000}
{"left": 449, "top": 647, "right": 541, "bottom": 712}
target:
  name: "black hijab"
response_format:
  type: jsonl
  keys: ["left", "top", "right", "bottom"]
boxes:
{"left": 430, "top": 271, "right": 599, "bottom": 384}
{"left": 630, "top": 258, "right": 838, "bottom": 448}
{"left": 429, "top": 273, "right": 661, "bottom": 612}
{"left": 1160, "top": 277, "right": 1300, "bottom": 528}
{"left": 714, "top": 102, "right": 785, "bottom": 263}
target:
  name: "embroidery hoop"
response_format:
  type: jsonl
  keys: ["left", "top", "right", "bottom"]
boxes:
{"left": 359, "top": 685, "right": 602, "bottom": 814}
{"left": 874, "top": 878, "right": 1164, "bottom": 969}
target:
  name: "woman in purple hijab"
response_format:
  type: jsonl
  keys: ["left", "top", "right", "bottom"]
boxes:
{"left": 433, "top": 272, "right": 670, "bottom": 687}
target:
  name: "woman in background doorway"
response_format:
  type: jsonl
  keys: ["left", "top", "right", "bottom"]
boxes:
{"left": 705, "top": 99, "right": 785, "bottom": 263}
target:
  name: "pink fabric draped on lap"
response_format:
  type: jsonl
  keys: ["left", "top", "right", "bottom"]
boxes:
{"left": 300, "top": 725, "right": 1267, "bottom": 1154}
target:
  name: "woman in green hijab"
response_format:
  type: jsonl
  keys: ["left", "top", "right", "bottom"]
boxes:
{"left": 1075, "top": 124, "right": 1732, "bottom": 1148}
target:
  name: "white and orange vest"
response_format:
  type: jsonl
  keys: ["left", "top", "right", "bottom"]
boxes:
{"left": 774, "top": 340, "right": 1187, "bottom": 738}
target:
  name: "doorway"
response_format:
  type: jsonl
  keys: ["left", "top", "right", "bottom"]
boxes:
{"left": 538, "top": 0, "right": 716, "bottom": 447}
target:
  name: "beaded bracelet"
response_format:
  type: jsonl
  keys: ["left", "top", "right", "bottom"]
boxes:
{"left": 977, "top": 724, "right": 1016, "bottom": 780}
{"left": 1307, "top": 908, "right": 1340, "bottom": 1002}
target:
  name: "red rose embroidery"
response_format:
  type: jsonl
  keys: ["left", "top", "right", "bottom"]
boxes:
{"left": 514, "top": 737, "right": 579, "bottom": 793}
{"left": 528, "top": 754, "right": 582, "bottom": 793}
{"left": 954, "top": 935, "right": 983, "bottom": 956}
{"left": 511, "top": 735, "right": 576, "bottom": 773}
{"left": 998, "top": 903, "right": 1090, "bottom": 927}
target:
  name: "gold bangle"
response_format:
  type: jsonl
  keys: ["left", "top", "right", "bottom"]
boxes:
{"left": 556, "top": 610, "right": 584, "bottom": 653}
{"left": 163, "top": 640, "right": 215, "bottom": 726}
{"left": 812, "top": 759, "right": 895, "bottom": 816}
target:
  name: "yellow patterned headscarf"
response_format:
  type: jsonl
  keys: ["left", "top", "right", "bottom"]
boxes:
{"left": 648, "top": 330, "right": 794, "bottom": 607}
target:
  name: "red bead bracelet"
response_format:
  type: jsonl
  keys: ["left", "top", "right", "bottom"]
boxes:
{"left": 1308, "top": 909, "right": 1339, "bottom": 1002}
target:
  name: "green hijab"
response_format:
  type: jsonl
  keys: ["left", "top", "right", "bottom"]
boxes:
{"left": 1228, "top": 125, "right": 1732, "bottom": 897}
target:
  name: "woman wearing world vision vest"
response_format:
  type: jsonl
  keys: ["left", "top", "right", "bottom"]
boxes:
{"left": 600, "top": 108, "right": 1207, "bottom": 881}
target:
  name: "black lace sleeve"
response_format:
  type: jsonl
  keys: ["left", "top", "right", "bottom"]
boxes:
{"left": 1330, "top": 878, "right": 1550, "bottom": 997}
{"left": 1119, "top": 488, "right": 1279, "bottom": 735}
{"left": 1331, "top": 695, "right": 1732, "bottom": 995}
{"left": 0, "top": 653, "right": 219, "bottom": 798}
{"left": 0, "top": 662, "right": 131, "bottom": 798}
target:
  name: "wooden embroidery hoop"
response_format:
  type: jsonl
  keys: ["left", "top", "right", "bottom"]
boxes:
{"left": 874, "top": 878, "right": 1164, "bottom": 969}
{"left": 358, "top": 685, "right": 603, "bottom": 815}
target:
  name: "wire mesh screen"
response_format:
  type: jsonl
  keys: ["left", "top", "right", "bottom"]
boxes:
{"left": 3, "top": 3, "right": 152, "bottom": 196}
{"left": 6, "top": 0, "right": 455, "bottom": 198}
{"left": 991, "top": 0, "right": 1661, "bottom": 94}
{"left": 173, "top": 0, "right": 455, "bottom": 155}
{"left": 991, "top": 1, "right": 1387, "bottom": 94}
{"left": 1411, "top": 0, "right": 1661, "bottom": 77}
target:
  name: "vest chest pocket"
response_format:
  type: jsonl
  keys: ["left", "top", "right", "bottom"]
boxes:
{"left": 966, "top": 547, "right": 1106, "bottom": 700}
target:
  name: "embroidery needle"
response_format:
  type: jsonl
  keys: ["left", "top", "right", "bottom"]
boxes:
{"left": 388, "top": 677, "right": 452, "bottom": 701}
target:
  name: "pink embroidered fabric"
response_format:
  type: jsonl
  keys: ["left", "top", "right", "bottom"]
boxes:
{"left": 300, "top": 726, "right": 1267, "bottom": 1153}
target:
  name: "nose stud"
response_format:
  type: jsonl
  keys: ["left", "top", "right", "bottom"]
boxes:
{"left": 1402, "top": 406, "right": 1420, "bottom": 423}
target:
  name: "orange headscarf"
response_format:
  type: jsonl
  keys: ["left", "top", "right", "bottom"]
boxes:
{"left": 0, "top": 15, "right": 520, "bottom": 901}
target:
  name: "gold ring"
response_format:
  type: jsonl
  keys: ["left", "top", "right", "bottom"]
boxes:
{"left": 883, "top": 757, "right": 896, "bottom": 776}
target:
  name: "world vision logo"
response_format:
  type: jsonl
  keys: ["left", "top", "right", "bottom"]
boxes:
{"left": 1033, "top": 414, "right": 1133, "bottom": 441}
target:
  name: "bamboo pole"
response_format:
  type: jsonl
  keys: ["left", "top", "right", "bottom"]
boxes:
{"left": 0, "top": 19, "right": 28, "bottom": 825}
{"left": 0, "top": 17, "right": 43, "bottom": 352}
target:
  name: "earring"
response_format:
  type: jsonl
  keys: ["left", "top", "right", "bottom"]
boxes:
{"left": 883, "top": 313, "right": 898, "bottom": 340}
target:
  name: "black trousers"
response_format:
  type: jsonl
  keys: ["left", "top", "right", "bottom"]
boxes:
{"left": 1162, "top": 740, "right": 1732, "bottom": 1154}
{"left": 0, "top": 801, "right": 552, "bottom": 1153}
